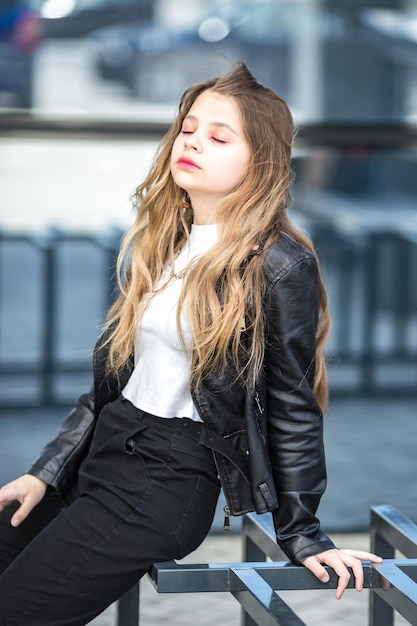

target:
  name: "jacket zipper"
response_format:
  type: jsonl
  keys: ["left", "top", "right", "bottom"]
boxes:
{"left": 254, "top": 391, "right": 264, "bottom": 414}
{"left": 223, "top": 505, "right": 231, "bottom": 531}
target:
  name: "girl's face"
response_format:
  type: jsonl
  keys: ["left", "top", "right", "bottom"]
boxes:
{"left": 170, "top": 90, "right": 251, "bottom": 223}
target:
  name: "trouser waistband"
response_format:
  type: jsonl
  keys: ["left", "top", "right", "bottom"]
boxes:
{"left": 121, "top": 400, "right": 251, "bottom": 484}
{"left": 161, "top": 415, "right": 250, "bottom": 483}
{"left": 158, "top": 415, "right": 204, "bottom": 439}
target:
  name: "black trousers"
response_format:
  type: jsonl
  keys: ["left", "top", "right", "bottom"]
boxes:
{"left": 0, "top": 397, "right": 220, "bottom": 625}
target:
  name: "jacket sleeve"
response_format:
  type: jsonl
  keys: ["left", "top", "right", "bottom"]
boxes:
{"left": 264, "top": 253, "right": 336, "bottom": 565}
{"left": 26, "top": 386, "right": 96, "bottom": 495}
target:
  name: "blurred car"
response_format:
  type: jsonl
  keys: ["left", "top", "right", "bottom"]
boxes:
{"left": 29, "top": 0, "right": 153, "bottom": 38}
{"left": 89, "top": 3, "right": 345, "bottom": 106}
{"left": 0, "top": 0, "right": 42, "bottom": 107}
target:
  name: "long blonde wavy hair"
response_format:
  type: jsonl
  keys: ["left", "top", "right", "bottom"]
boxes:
{"left": 103, "top": 63, "right": 330, "bottom": 411}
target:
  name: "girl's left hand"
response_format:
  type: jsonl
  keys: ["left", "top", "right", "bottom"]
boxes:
{"left": 302, "top": 548, "right": 383, "bottom": 599}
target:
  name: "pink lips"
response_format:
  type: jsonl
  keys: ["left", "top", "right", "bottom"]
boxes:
{"left": 177, "top": 157, "right": 200, "bottom": 170}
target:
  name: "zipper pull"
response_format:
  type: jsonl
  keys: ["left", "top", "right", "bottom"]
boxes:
{"left": 223, "top": 505, "right": 231, "bottom": 531}
{"left": 255, "top": 391, "right": 264, "bottom": 414}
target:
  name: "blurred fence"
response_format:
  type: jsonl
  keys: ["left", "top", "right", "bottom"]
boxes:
{"left": 0, "top": 225, "right": 416, "bottom": 409}
{"left": 313, "top": 226, "right": 417, "bottom": 397}
{"left": 0, "top": 230, "right": 121, "bottom": 408}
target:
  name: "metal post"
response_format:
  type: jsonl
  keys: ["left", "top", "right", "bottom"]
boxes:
{"left": 369, "top": 508, "right": 395, "bottom": 626}
{"left": 232, "top": 568, "right": 307, "bottom": 626}
{"left": 242, "top": 535, "right": 267, "bottom": 626}
{"left": 393, "top": 236, "right": 410, "bottom": 352}
{"left": 117, "top": 582, "right": 140, "bottom": 626}
{"left": 40, "top": 235, "right": 57, "bottom": 406}
{"left": 361, "top": 237, "right": 378, "bottom": 393}
{"left": 104, "top": 236, "right": 120, "bottom": 310}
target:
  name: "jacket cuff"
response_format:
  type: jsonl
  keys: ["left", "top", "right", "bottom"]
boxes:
{"left": 25, "top": 465, "right": 57, "bottom": 487}
{"left": 277, "top": 532, "right": 336, "bottom": 566}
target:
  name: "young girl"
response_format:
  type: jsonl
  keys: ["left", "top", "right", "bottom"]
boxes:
{"left": 0, "top": 63, "right": 381, "bottom": 625}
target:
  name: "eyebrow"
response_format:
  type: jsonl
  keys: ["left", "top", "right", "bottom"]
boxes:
{"left": 183, "top": 115, "right": 239, "bottom": 137}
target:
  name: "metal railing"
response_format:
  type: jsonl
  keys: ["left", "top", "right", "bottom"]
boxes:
{"left": 0, "top": 230, "right": 121, "bottom": 408}
{"left": 369, "top": 504, "right": 417, "bottom": 626}
{"left": 312, "top": 227, "right": 417, "bottom": 396}
{"left": 115, "top": 504, "right": 417, "bottom": 626}
{"left": 1, "top": 227, "right": 416, "bottom": 408}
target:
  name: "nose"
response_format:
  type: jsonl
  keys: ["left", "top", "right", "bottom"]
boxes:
{"left": 183, "top": 133, "right": 201, "bottom": 152}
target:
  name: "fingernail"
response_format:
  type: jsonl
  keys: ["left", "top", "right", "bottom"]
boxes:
{"left": 321, "top": 575, "right": 330, "bottom": 583}
{"left": 11, "top": 518, "right": 19, "bottom": 527}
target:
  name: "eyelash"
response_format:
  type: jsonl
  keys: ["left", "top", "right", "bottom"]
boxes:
{"left": 181, "top": 130, "right": 226, "bottom": 144}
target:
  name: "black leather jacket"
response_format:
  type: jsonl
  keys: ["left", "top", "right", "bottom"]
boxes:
{"left": 28, "top": 234, "right": 335, "bottom": 565}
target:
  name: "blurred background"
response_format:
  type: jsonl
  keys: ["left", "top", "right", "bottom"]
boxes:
{"left": 0, "top": 0, "right": 416, "bottom": 535}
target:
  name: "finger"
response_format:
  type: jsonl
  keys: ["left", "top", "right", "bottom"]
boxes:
{"left": 339, "top": 552, "right": 378, "bottom": 593}
{"left": 10, "top": 497, "right": 35, "bottom": 527}
{"left": 332, "top": 564, "right": 351, "bottom": 600}
{"left": 340, "top": 549, "right": 383, "bottom": 563}
{"left": 348, "top": 557, "right": 365, "bottom": 592}
{"left": 335, "top": 553, "right": 372, "bottom": 594}
{"left": 302, "top": 558, "right": 330, "bottom": 584}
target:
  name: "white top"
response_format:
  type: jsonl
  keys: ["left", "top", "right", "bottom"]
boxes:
{"left": 122, "top": 223, "right": 218, "bottom": 421}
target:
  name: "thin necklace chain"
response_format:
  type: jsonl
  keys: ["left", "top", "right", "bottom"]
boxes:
{"left": 172, "top": 259, "right": 197, "bottom": 281}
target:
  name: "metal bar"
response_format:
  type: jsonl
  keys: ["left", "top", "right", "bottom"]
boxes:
{"left": 230, "top": 568, "right": 307, "bottom": 626}
{"left": 41, "top": 237, "right": 56, "bottom": 406}
{"left": 241, "top": 536, "right": 272, "bottom": 626}
{"left": 370, "top": 505, "right": 417, "bottom": 558}
{"left": 369, "top": 527, "right": 395, "bottom": 626}
{"left": 372, "top": 561, "right": 417, "bottom": 626}
{"left": 369, "top": 591, "right": 394, "bottom": 626}
{"left": 243, "top": 535, "right": 268, "bottom": 565}
{"left": 150, "top": 561, "right": 230, "bottom": 593}
{"left": 93, "top": 231, "right": 121, "bottom": 310}
{"left": 117, "top": 583, "right": 140, "bottom": 626}
{"left": 150, "top": 560, "right": 376, "bottom": 593}
{"left": 257, "top": 564, "right": 366, "bottom": 591}
{"left": 393, "top": 238, "right": 410, "bottom": 350}
{"left": 242, "top": 513, "right": 285, "bottom": 562}
{"left": 241, "top": 515, "right": 279, "bottom": 626}
{"left": 369, "top": 504, "right": 417, "bottom": 626}
{"left": 360, "top": 239, "right": 378, "bottom": 393}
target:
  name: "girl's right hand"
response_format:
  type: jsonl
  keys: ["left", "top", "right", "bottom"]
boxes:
{"left": 0, "top": 474, "right": 47, "bottom": 527}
